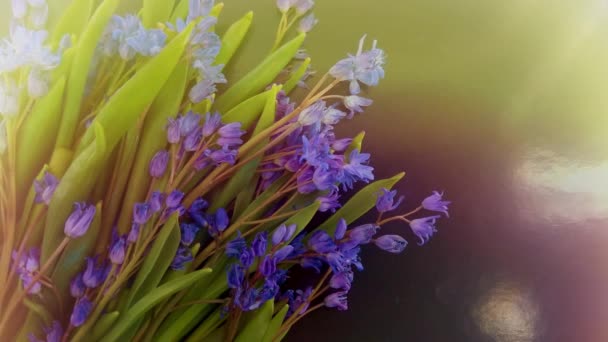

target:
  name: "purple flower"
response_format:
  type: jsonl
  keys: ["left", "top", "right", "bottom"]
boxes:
{"left": 127, "top": 223, "right": 140, "bottom": 243}
{"left": 179, "top": 111, "right": 201, "bottom": 137}
{"left": 326, "top": 252, "right": 346, "bottom": 273}
{"left": 331, "top": 138, "right": 352, "bottom": 152}
{"left": 252, "top": 232, "right": 267, "bottom": 257}
{"left": 166, "top": 190, "right": 184, "bottom": 208}
{"left": 409, "top": 216, "right": 440, "bottom": 245}
{"left": 344, "top": 95, "right": 372, "bottom": 117}
{"left": 170, "top": 246, "right": 193, "bottom": 270}
{"left": 295, "top": 0, "right": 314, "bottom": 14}
{"left": 183, "top": 126, "right": 203, "bottom": 151}
{"left": 348, "top": 224, "right": 378, "bottom": 245}
{"left": 274, "top": 245, "right": 294, "bottom": 262}
{"left": 239, "top": 248, "right": 255, "bottom": 268}
{"left": 334, "top": 218, "right": 347, "bottom": 240}
{"left": 271, "top": 224, "right": 287, "bottom": 246}
{"left": 202, "top": 112, "right": 221, "bottom": 137}
{"left": 180, "top": 223, "right": 200, "bottom": 246}
{"left": 34, "top": 171, "right": 58, "bottom": 205}
{"left": 260, "top": 255, "right": 277, "bottom": 277}
{"left": 308, "top": 231, "right": 337, "bottom": 253}
{"left": 12, "top": 248, "right": 41, "bottom": 294}
{"left": 324, "top": 291, "right": 348, "bottom": 310}
{"left": 227, "top": 264, "right": 245, "bottom": 289}
{"left": 330, "top": 271, "right": 353, "bottom": 291}
{"left": 188, "top": 197, "right": 209, "bottom": 227}
{"left": 149, "top": 150, "right": 169, "bottom": 178}
{"left": 342, "top": 150, "right": 374, "bottom": 186}
{"left": 374, "top": 235, "right": 408, "bottom": 253}
{"left": 375, "top": 188, "right": 404, "bottom": 213}
{"left": 298, "top": 101, "right": 325, "bottom": 126}
{"left": 166, "top": 118, "right": 180, "bottom": 143}
{"left": 284, "top": 224, "right": 297, "bottom": 242}
{"left": 64, "top": 202, "right": 96, "bottom": 238}
{"left": 133, "top": 202, "right": 152, "bottom": 225}
{"left": 70, "top": 297, "right": 92, "bottom": 327}
{"left": 298, "top": 13, "right": 317, "bottom": 33}
{"left": 82, "top": 257, "right": 106, "bottom": 288}
{"left": 208, "top": 208, "right": 229, "bottom": 235}
{"left": 45, "top": 321, "right": 62, "bottom": 342}
{"left": 329, "top": 36, "right": 385, "bottom": 95}
{"left": 70, "top": 273, "right": 86, "bottom": 298}
{"left": 276, "top": 0, "right": 291, "bottom": 12}
{"left": 150, "top": 191, "right": 164, "bottom": 212}
{"left": 206, "top": 148, "right": 237, "bottom": 165}
{"left": 421, "top": 191, "right": 451, "bottom": 217}
{"left": 285, "top": 287, "right": 313, "bottom": 317}
{"left": 297, "top": 168, "right": 317, "bottom": 194}
{"left": 217, "top": 122, "right": 245, "bottom": 148}
{"left": 109, "top": 236, "right": 126, "bottom": 264}
{"left": 300, "top": 257, "right": 323, "bottom": 273}
{"left": 313, "top": 167, "right": 336, "bottom": 191}
{"left": 225, "top": 233, "right": 247, "bottom": 258}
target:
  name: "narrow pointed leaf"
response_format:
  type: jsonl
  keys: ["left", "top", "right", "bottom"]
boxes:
{"left": 215, "top": 11, "right": 253, "bottom": 67}
{"left": 143, "top": 0, "right": 176, "bottom": 27}
{"left": 283, "top": 57, "right": 311, "bottom": 94}
{"left": 261, "top": 304, "right": 289, "bottom": 342}
{"left": 92, "top": 311, "right": 120, "bottom": 341}
{"left": 51, "top": 0, "right": 94, "bottom": 45}
{"left": 235, "top": 300, "right": 274, "bottom": 342}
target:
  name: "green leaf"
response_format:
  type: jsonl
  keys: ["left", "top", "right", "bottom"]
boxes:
{"left": 125, "top": 213, "right": 181, "bottom": 309}
{"left": 41, "top": 123, "right": 107, "bottom": 262}
{"left": 142, "top": 0, "right": 175, "bottom": 27}
{"left": 171, "top": 1, "right": 224, "bottom": 22}
{"left": 345, "top": 131, "right": 366, "bottom": 157}
{"left": 92, "top": 311, "right": 120, "bottom": 341}
{"left": 101, "top": 268, "right": 213, "bottom": 342}
{"left": 51, "top": 0, "right": 94, "bottom": 45}
{"left": 283, "top": 57, "right": 311, "bottom": 94}
{"left": 16, "top": 77, "right": 66, "bottom": 204}
{"left": 210, "top": 84, "right": 281, "bottom": 210}
{"left": 75, "top": 23, "right": 194, "bottom": 158}
{"left": 23, "top": 298, "right": 52, "bottom": 326}
{"left": 319, "top": 173, "right": 405, "bottom": 235}
{"left": 185, "top": 306, "right": 226, "bottom": 342}
{"left": 54, "top": 0, "right": 119, "bottom": 149}
{"left": 233, "top": 186, "right": 256, "bottom": 220}
{"left": 261, "top": 304, "right": 289, "bottom": 342}
{"left": 51, "top": 201, "right": 103, "bottom": 308}
{"left": 235, "top": 300, "right": 274, "bottom": 342}
{"left": 221, "top": 89, "right": 273, "bottom": 130}
{"left": 215, "top": 11, "right": 253, "bottom": 67}
{"left": 115, "top": 62, "right": 189, "bottom": 232}
{"left": 214, "top": 33, "right": 306, "bottom": 113}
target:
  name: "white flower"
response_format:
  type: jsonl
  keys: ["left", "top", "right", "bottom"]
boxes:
{"left": 0, "top": 78, "right": 21, "bottom": 117}
{"left": 27, "top": 69, "right": 49, "bottom": 98}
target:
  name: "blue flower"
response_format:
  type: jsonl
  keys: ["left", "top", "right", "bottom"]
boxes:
{"left": 298, "top": 101, "right": 325, "bottom": 127}
{"left": 166, "top": 190, "right": 185, "bottom": 208}
{"left": 217, "top": 122, "right": 245, "bottom": 148}
{"left": 179, "top": 111, "right": 201, "bottom": 137}
{"left": 133, "top": 202, "right": 153, "bottom": 225}
{"left": 70, "top": 297, "right": 92, "bottom": 327}
{"left": 70, "top": 273, "right": 85, "bottom": 298}
{"left": 409, "top": 216, "right": 441, "bottom": 245}
{"left": 150, "top": 192, "right": 164, "bottom": 212}
{"left": 239, "top": 248, "right": 255, "bottom": 268}
{"left": 343, "top": 95, "right": 372, "bottom": 117}
{"left": 330, "top": 271, "right": 353, "bottom": 291}
{"left": 127, "top": 223, "right": 140, "bottom": 243}
{"left": 82, "top": 257, "right": 108, "bottom": 288}
{"left": 274, "top": 245, "right": 294, "bottom": 262}
{"left": 225, "top": 233, "right": 247, "bottom": 258}
{"left": 347, "top": 223, "right": 378, "bottom": 245}
{"left": 259, "top": 255, "right": 277, "bottom": 277}
{"left": 170, "top": 246, "right": 193, "bottom": 270}
{"left": 166, "top": 118, "right": 181, "bottom": 143}
{"left": 202, "top": 112, "right": 221, "bottom": 137}
{"left": 329, "top": 35, "right": 385, "bottom": 94}
{"left": 375, "top": 188, "right": 404, "bottom": 213}
{"left": 252, "top": 232, "right": 267, "bottom": 257}
{"left": 12, "top": 248, "right": 41, "bottom": 294}
{"left": 64, "top": 202, "right": 96, "bottom": 238}
{"left": 149, "top": 150, "right": 169, "bottom": 178}
{"left": 374, "top": 234, "right": 407, "bottom": 253}
{"left": 271, "top": 224, "right": 287, "bottom": 246}
{"left": 33, "top": 171, "right": 58, "bottom": 205}
{"left": 421, "top": 191, "right": 451, "bottom": 217}
{"left": 334, "top": 218, "right": 347, "bottom": 240}
{"left": 308, "top": 231, "right": 337, "bottom": 253}
{"left": 298, "top": 13, "right": 318, "bottom": 33}
{"left": 44, "top": 321, "right": 62, "bottom": 342}
{"left": 109, "top": 236, "right": 126, "bottom": 264}
{"left": 227, "top": 263, "right": 245, "bottom": 289}
{"left": 180, "top": 223, "right": 200, "bottom": 246}
{"left": 324, "top": 291, "right": 348, "bottom": 310}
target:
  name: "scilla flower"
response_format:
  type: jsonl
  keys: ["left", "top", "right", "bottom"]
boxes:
{"left": 330, "top": 35, "right": 386, "bottom": 94}
{"left": 422, "top": 191, "right": 451, "bottom": 217}
{"left": 64, "top": 203, "right": 96, "bottom": 238}
{"left": 409, "top": 216, "right": 441, "bottom": 245}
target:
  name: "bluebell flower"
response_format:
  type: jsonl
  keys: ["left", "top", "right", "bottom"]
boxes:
{"left": 187, "top": 0, "right": 214, "bottom": 22}
{"left": 300, "top": 257, "right": 323, "bottom": 273}
{"left": 189, "top": 79, "right": 215, "bottom": 103}
{"left": 227, "top": 263, "right": 245, "bottom": 289}
{"left": 109, "top": 236, "right": 126, "bottom": 264}
{"left": 179, "top": 111, "right": 201, "bottom": 137}
{"left": 344, "top": 95, "right": 373, "bottom": 117}
{"left": 0, "top": 77, "right": 20, "bottom": 117}
{"left": 170, "top": 246, "right": 193, "bottom": 270}
{"left": 166, "top": 190, "right": 185, "bottom": 208}
{"left": 375, "top": 188, "right": 404, "bottom": 213}
{"left": 183, "top": 126, "right": 203, "bottom": 151}
{"left": 12, "top": 248, "right": 41, "bottom": 294}
{"left": 348, "top": 223, "right": 378, "bottom": 245}
{"left": 202, "top": 112, "right": 221, "bottom": 137}
{"left": 276, "top": 0, "right": 291, "bottom": 12}
{"left": 334, "top": 218, "right": 348, "bottom": 240}
{"left": 330, "top": 271, "right": 353, "bottom": 291}
{"left": 82, "top": 257, "right": 107, "bottom": 288}
{"left": 374, "top": 234, "right": 407, "bottom": 253}
{"left": 421, "top": 191, "right": 451, "bottom": 217}
{"left": 27, "top": 69, "right": 49, "bottom": 98}
{"left": 312, "top": 167, "right": 336, "bottom": 191}
{"left": 225, "top": 233, "right": 247, "bottom": 258}
{"left": 44, "top": 321, "right": 62, "bottom": 342}
{"left": 213, "top": 207, "right": 229, "bottom": 232}
{"left": 274, "top": 245, "right": 294, "bottom": 262}
{"left": 239, "top": 248, "right": 255, "bottom": 268}
{"left": 326, "top": 252, "right": 345, "bottom": 273}
{"left": 329, "top": 35, "right": 386, "bottom": 94}
{"left": 64, "top": 202, "right": 96, "bottom": 238}
{"left": 298, "top": 13, "right": 318, "bottom": 33}
{"left": 70, "top": 273, "right": 85, "bottom": 298}
{"left": 298, "top": 101, "right": 325, "bottom": 127}
{"left": 149, "top": 150, "right": 169, "bottom": 178}
{"left": 166, "top": 118, "right": 181, "bottom": 143}
{"left": 180, "top": 223, "right": 200, "bottom": 246}
{"left": 150, "top": 191, "right": 164, "bottom": 212}
{"left": 322, "top": 106, "right": 347, "bottom": 126}
{"left": 204, "top": 148, "right": 237, "bottom": 166}
{"left": 294, "top": 0, "right": 314, "bottom": 14}
{"left": 285, "top": 224, "right": 297, "bottom": 242}
{"left": 252, "top": 232, "right": 267, "bottom": 256}
{"left": 217, "top": 122, "right": 245, "bottom": 148}
{"left": 260, "top": 255, "right": 277, "bottom": 277}
{"left": 70, "top": 297, "right": 92, "bottom": 327}
{"left": 127, "top": 223, "right": 140, "bottom": 243}
{"left": 296, "top": 168, "right": 317, "bottom": 194}
{"left": 308, "top": 230, "right": 337, "bottom": 253}
{"left": 34, "top": 171, "right": 58, "bottom": 205}
{"left": 341, "top": 150, "right": 374, "bottom": 187}
{"left": 331, "top": 138, "right": 352, "bottom": 152}
{"left": 324, "top": 291, "right": 348, "bottom": 310}
{"left": 188, "top": 197, "right": 209, "bottom": 227}
{"left": 409, "top": 216, "right": 440, "bottom": 245}
{"left": 271, "top": 224, "right": 287, "bottom": 246}
{"left": 102, "top": 15, "right": 166, "bottom": 60}
{"left": 133, "top": 202, "right": 152, "bottom": 225}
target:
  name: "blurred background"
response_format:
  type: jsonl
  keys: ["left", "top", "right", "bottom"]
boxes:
{"left": 4, "top": 0, "right": 608, "bottom": 341}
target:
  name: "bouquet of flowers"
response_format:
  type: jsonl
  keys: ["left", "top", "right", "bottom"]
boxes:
{"left": 0, "top": 0, "right": 451, "bottom": 340}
